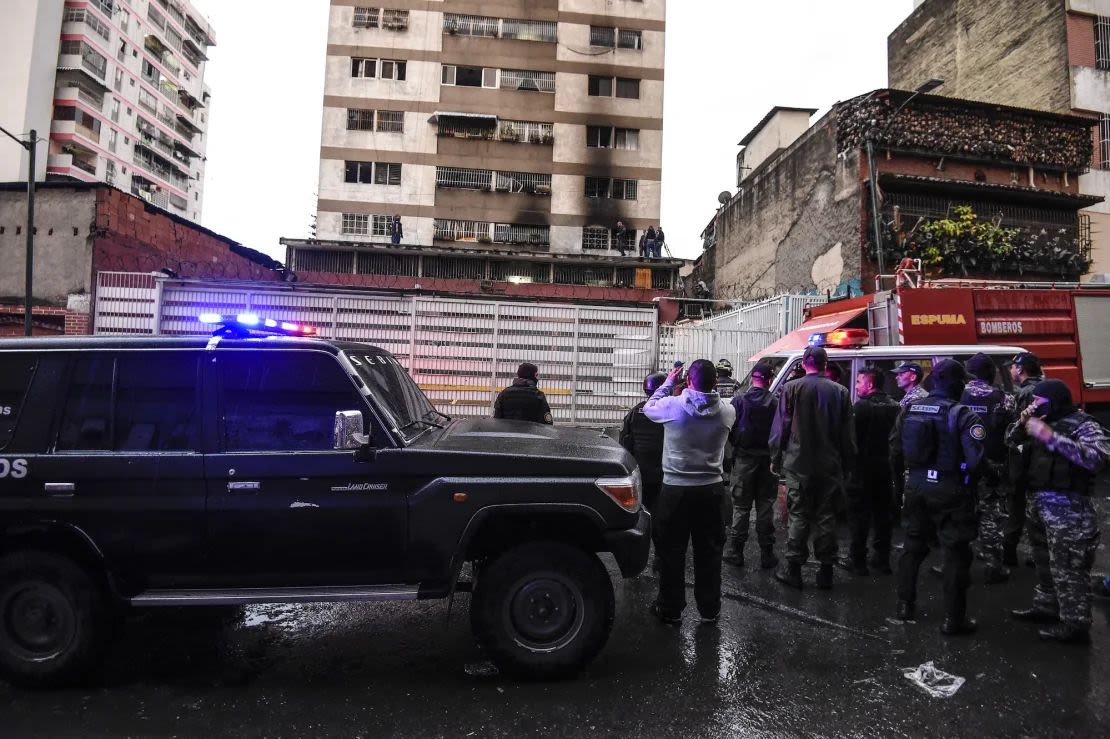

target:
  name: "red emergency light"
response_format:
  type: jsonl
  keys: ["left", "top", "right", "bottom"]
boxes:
{"left": 808, "top": 329, "right": 869, "bottom": 348}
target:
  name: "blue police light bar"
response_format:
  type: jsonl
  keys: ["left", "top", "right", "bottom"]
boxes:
{"left": 198, "top": 312, "right": 223, "bottom": 324}
{"left": 197, "top": 313, "right": 319, "bottom": 337}
{"left": 237, "top": 313, "right": 260, "bottom": 326}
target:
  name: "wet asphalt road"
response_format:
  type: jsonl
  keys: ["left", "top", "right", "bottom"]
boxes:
{"left": 5, "top": 497, "right": 1110, "bottom": 738}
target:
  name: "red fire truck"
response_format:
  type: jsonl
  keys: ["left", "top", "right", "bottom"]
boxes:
{"left": 756, "top": 279, "right": 1110, "bottom": 425}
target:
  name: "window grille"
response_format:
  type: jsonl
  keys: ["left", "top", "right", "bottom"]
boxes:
{"left": 1101, "top": 114, "right": 1110, "bottom": 170}
{"left": 489, "top": 261, "right": 551, "bottom": 283}
{"left": 614, "top": 228, "right": 637, "bottom": 251}
{"left": 613, "top": 179, "right": 638, "bottom": 200}
{"left": 494, "top": 224, "right": 550, "bottom": 246}
{"left": 582, "top": 226, "right": 611, "bottom": 251}
{"left": 382, "top": 9, "right": 408, "bottom": 28}
{"left": 423, "top": 257, "right": 486, "bottom": 280}
{"left": 495, "top": 171, "right": 552, "bottom": 193}
{"left": 618, "top": 29, "right": 642, "bottom": 50}
{"left": 353, "top": 7, "right": 380, "bottom": 27}
{"left": 437, "top": 167, "right": 493, "bottom": 190}
{"left": 590, "top": 26, "right": 616, "bottom": 47}
{"left": 443, "top": 13, "right": 498, "bottom": 37}
{"left": 501, "top": 19, "right": 557, "bottom": 42}
{"left": 500, "top": 69, "right": 555, "bottom": 93}
{"left": 499, "top": 120, "right": 553, "bottom": 142}
{"left": 342, "top": 214, "right": 370, "bottom": 235}
{"left": 372, "top": 215, "right": 394, "bottom": 236}
{"left": 1097, "top": 16, "right": 1110, "bottom": 71}
{"left": 435, "top": 219, "right": 489, "bottom": 241}
{"left": 376, "top": 110, "right": 404, "bottom": 132}
{"left": 347, "top": 109, "right": 374, "bottom": 130}
{"left": 357, "top": 252, "right": 418, "bottom": 276}
{"left": 297, "top": 250, "right": 354, "bottom": 273}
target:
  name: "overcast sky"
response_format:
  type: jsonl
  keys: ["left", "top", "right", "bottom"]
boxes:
{"left": 195, "top": 1, "right": 915, "bottom": 263}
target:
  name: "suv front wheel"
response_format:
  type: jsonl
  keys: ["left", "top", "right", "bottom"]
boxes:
{"left": 470, "top": 541, "right": 615, "bottom": 678}
{"left": 0, "top": 551, "right": 111, "bottom": 688}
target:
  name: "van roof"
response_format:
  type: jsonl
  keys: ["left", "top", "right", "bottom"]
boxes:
{"left": 0, "top": 335, "right": 393, "bottom": 355}
{"left": 763, "top": 344, "right": 1027, "bottom": 359}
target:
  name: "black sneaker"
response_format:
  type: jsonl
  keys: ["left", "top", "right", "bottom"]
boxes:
{"left": 775, "top": 562, "right": 803, "bottom": 589}
{"left": 650, "top": 603, "right": 681, "bottom": 626}
{"left": 1038, "top": 623, "right": 1091, "bottom": 644}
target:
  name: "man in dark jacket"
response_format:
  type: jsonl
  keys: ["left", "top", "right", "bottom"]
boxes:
{"left": 723, "top": 362, "right": 778, "bottom": 570}
{"left": 620, "top": 372, "right": 668, "bottom": 569}
{"left": 961, "top": 353, "right": 1015, "bottom": 584}
{"left": 770, "top": 346, "right": 856, "bottom": 590}
{"left": 893, "top": 359, "right": 985, "bottom": 636}
{"left": 840, "top": 366, "right": 900, "bottom": 576}
{"left": 1008, "top": 379, "right": 1110, "bottom": 643}
{"left": 493, "top": 363, "right": 553, "bottom": 424}
{"left": 1004, "top": 352, "right": 1045, "bottom": 566}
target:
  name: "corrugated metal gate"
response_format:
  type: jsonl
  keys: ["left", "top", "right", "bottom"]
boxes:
{"left": 93, "top": 272, "right": 657, "bottom": 426}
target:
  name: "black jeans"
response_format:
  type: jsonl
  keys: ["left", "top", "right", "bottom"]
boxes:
{"left": 847, "top": 461, "right": 893, "bottom": 564}
{"left": 642, "top": 479, "right": 663, "bottom": 551}
{"left": 896, "top": 475, "right": 977, "bottom": 619}
{"left": 655, "top": 482, "right": 728, "bottom": 619}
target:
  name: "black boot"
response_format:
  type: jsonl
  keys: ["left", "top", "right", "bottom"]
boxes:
{"left": 1038, "top": 623, "right": 1091, "bottom": 644}
{"left": 940, "top": 616, "right": 977, "bottom": 636}
{"left": 775, "top": 562, "right": 803, "bottom": 589}
{"left": 816, "top": 564, "right": 834, "bottom": 590}
{"left": 759, "top": 547, "right": 779, "bottom": 570}
{"left": 896, "top": 600, "right": 915, "bottom": 621}
{"left": 836, "top": 557, "right": 868, "bottom": 576}
{"left": 1010, "top": 607, "right": 1060, "bottom": 624}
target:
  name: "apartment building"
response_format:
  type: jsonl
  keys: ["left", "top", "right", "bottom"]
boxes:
{"left": 315, "top": 0, "right": 665, "bottom": 255}
{"left": 890, "top": 0, "right": 1110, "bottom": 274}
{"left": 0, "top": 0, "right": 214, "bottom": 223}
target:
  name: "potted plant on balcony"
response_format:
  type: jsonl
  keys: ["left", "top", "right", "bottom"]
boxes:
{"left": 478, "top": 234, "right": 493, "bottom": 244}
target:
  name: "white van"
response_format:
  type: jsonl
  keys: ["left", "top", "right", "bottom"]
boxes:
{"left": 745, "top": 340, "right": 1028, "bottom": 402}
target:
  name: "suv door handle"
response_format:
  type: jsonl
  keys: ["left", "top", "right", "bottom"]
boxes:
{"left": 44, "top": 482, "right": 75, "bottom": 496}
{"left": 227, "top": 481, "right": 262, "bottom": 492}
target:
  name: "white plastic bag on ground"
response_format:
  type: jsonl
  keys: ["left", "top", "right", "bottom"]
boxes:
{"left": 903, "top": 661, "right": 966, "bottom": 698}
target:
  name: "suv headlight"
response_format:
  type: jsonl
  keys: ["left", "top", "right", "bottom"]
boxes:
{"left": 595, "top": 467, "right": 641, "bottom": 512}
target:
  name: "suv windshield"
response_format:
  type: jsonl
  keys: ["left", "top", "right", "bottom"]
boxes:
{"left": 343, "top": 351, "right": 443, "bottom": 441}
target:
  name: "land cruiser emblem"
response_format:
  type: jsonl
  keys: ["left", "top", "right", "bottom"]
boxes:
{"left": 331, "top": 482, "right": 387, "bottom": 492}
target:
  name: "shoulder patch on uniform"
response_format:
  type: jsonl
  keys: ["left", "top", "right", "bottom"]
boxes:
{"left": 910, "top": 404, "right": 941, "bottom": 414}
{"left": 970, "top": 424, "right": 987, "bottom": 441}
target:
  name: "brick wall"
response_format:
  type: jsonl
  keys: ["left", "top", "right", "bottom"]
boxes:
{"left": 0, "top": 305, "right": 69, "bottom": 336}
{"left": 92, "top": 188, "right": 282, "bottom": 282}
{"left": 1067, "top": 12, "right": 1097, "bottom": 68}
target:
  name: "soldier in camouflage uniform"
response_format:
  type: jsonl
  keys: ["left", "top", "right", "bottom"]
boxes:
{"left": 889, "top": 363, "right": 928, "bottom": 521}
{"left": 715, "top": 359, "right": 740, "bottom": 400}
{"left": 1008, "top": 379, "right": 1110, "bottom": 643}
{"left": 961, "top": 353, "right": 1016, "bottom": 584}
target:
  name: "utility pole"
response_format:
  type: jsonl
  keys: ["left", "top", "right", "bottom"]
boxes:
{"left": 0, "top": 124, "right": 38, "bottom": 336}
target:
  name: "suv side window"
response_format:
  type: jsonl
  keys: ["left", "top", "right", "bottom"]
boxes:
{"left": 219, "top": 351, "right": 366, "bottom": 452}
{"left": 56, "top": 353, "right": 201, "bottom": 452}
{"left": 0, "top": 352, "right": 38, "bottom": 450}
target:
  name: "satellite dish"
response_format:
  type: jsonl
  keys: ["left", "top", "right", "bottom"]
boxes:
{"left": 717, "top": 191, "right": 732, "bottom": 205}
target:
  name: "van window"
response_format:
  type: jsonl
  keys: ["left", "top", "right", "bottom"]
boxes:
{"left": 219, "top": 351, "right": 365, "bottom": 452}
{"left": 948, "top": 353, "right": 1013, "bottom": 391}
{"left": 0, "top": 353, "right": 38, "bottom": 449}
{"left": 56, "top": 354, "right": 201, "bottom": 452}
{"left": 862, "top": 358, "right": 934, "bottom": 402}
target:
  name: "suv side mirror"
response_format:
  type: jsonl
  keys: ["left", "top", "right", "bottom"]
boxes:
{"left": 334, "top": 410, "right": 370, "bottom": 450}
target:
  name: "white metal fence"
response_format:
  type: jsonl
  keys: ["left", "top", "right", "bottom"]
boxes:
{"left": 92, "top": 273, "right": 817, "bottom": 425}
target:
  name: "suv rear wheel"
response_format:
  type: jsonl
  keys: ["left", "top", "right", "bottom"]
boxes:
{"left": 0, "top": 551, "right": 111, "bottom": 688}
{"left": 470, "top": 541, "right": 614, "bottom": 678}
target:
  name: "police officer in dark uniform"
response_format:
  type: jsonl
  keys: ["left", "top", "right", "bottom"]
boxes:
{"left": 961, "top": 353, "right": 1016, "bottom": 584}
{"left": 840, "top": 366, "right": 900, "bottom": 576}
{"left": 893, "top": 359, "right": 985, "bottom": 636}
{"left": 723, "top": 361, "right": 778, "bottom": 570}
{"left": 620, "top": 372, "right": 668, "bottom": 570}
{"left": 493, "top": 363, "right": 553, "bottom": 424}
{"left": 715, "top": 359, "right": 740, "bottom": 400}
{"left": 1008, "top": 379, "right": 1110, "bottom": 643}
{"left": 1003, "top": 352, "right": 1044, "bottom": 565}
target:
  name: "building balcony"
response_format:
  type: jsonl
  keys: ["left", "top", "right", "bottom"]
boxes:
{"left": 47, "top": 152, "right": 98, "bottom": 180}
{"left": 54, "top": 81, "right": 105, "bottom": 111}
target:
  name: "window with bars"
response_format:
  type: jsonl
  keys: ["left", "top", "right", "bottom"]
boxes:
{"left": 443, "top": 13, "right": 499, "bottom": 37}
{"left": 435, "top": 219, "right": 489, "bottom": 241}
{"left": 582, "top": 226, "right": 611, "bottom": 251}
{"left": 586, "top": 126, "right": 640, "bottom": 150}
{"left": 423, "top": 257, "right": 486, "bottom": 280}
{"left": 499, "top": 120, "right": 553, "bottom": 143}
{"left": 347, "top": 109, "right": 375, "bottom": 130}
{"left": 382, "top": 9, "right": 409, "bottom": 29}
{"left": 590, "top": 26, "right": 642, "bottom": 50}
{"left": 342, "top": 213, "right": 370, "bottom": 235}
{"left": 585, "top": 177, "right": 638, "bottom": 200}
{"left": 496, "top": 171, "right": 552, "bottom": 194}
{"left": 372, "top": 214, "right": 394, "bottom": 236}
{"left": 500, "top": 69, "right": 555, "bottom": 93}
{"left": 618, "top": 29, "right": 643, "bottom": 50}
{"left": 489, "top": 261, "right": 552, "bottom": 283}
{"left": 357, "top": 251, "right": 419, "bottom": 276}
{"left": 494, "top": 224, "right": 550, "bottom": 246}
{"left": 501, "top": 19, "right": 556, "bottom": 42}
{"left": 437, "top": 166, "right": 493, "bottom": 190}
{"left": 1097, "top": 16, "right": 1110, "bottom": 70}
{"left": 1100, "top": 114, "right": 1110, "bottom": 170}
{"left": 376, "top": 110, "right": 404, "bottom": 132}
{"left": 353, "top": 7, "right": 380, "bottom": 27}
